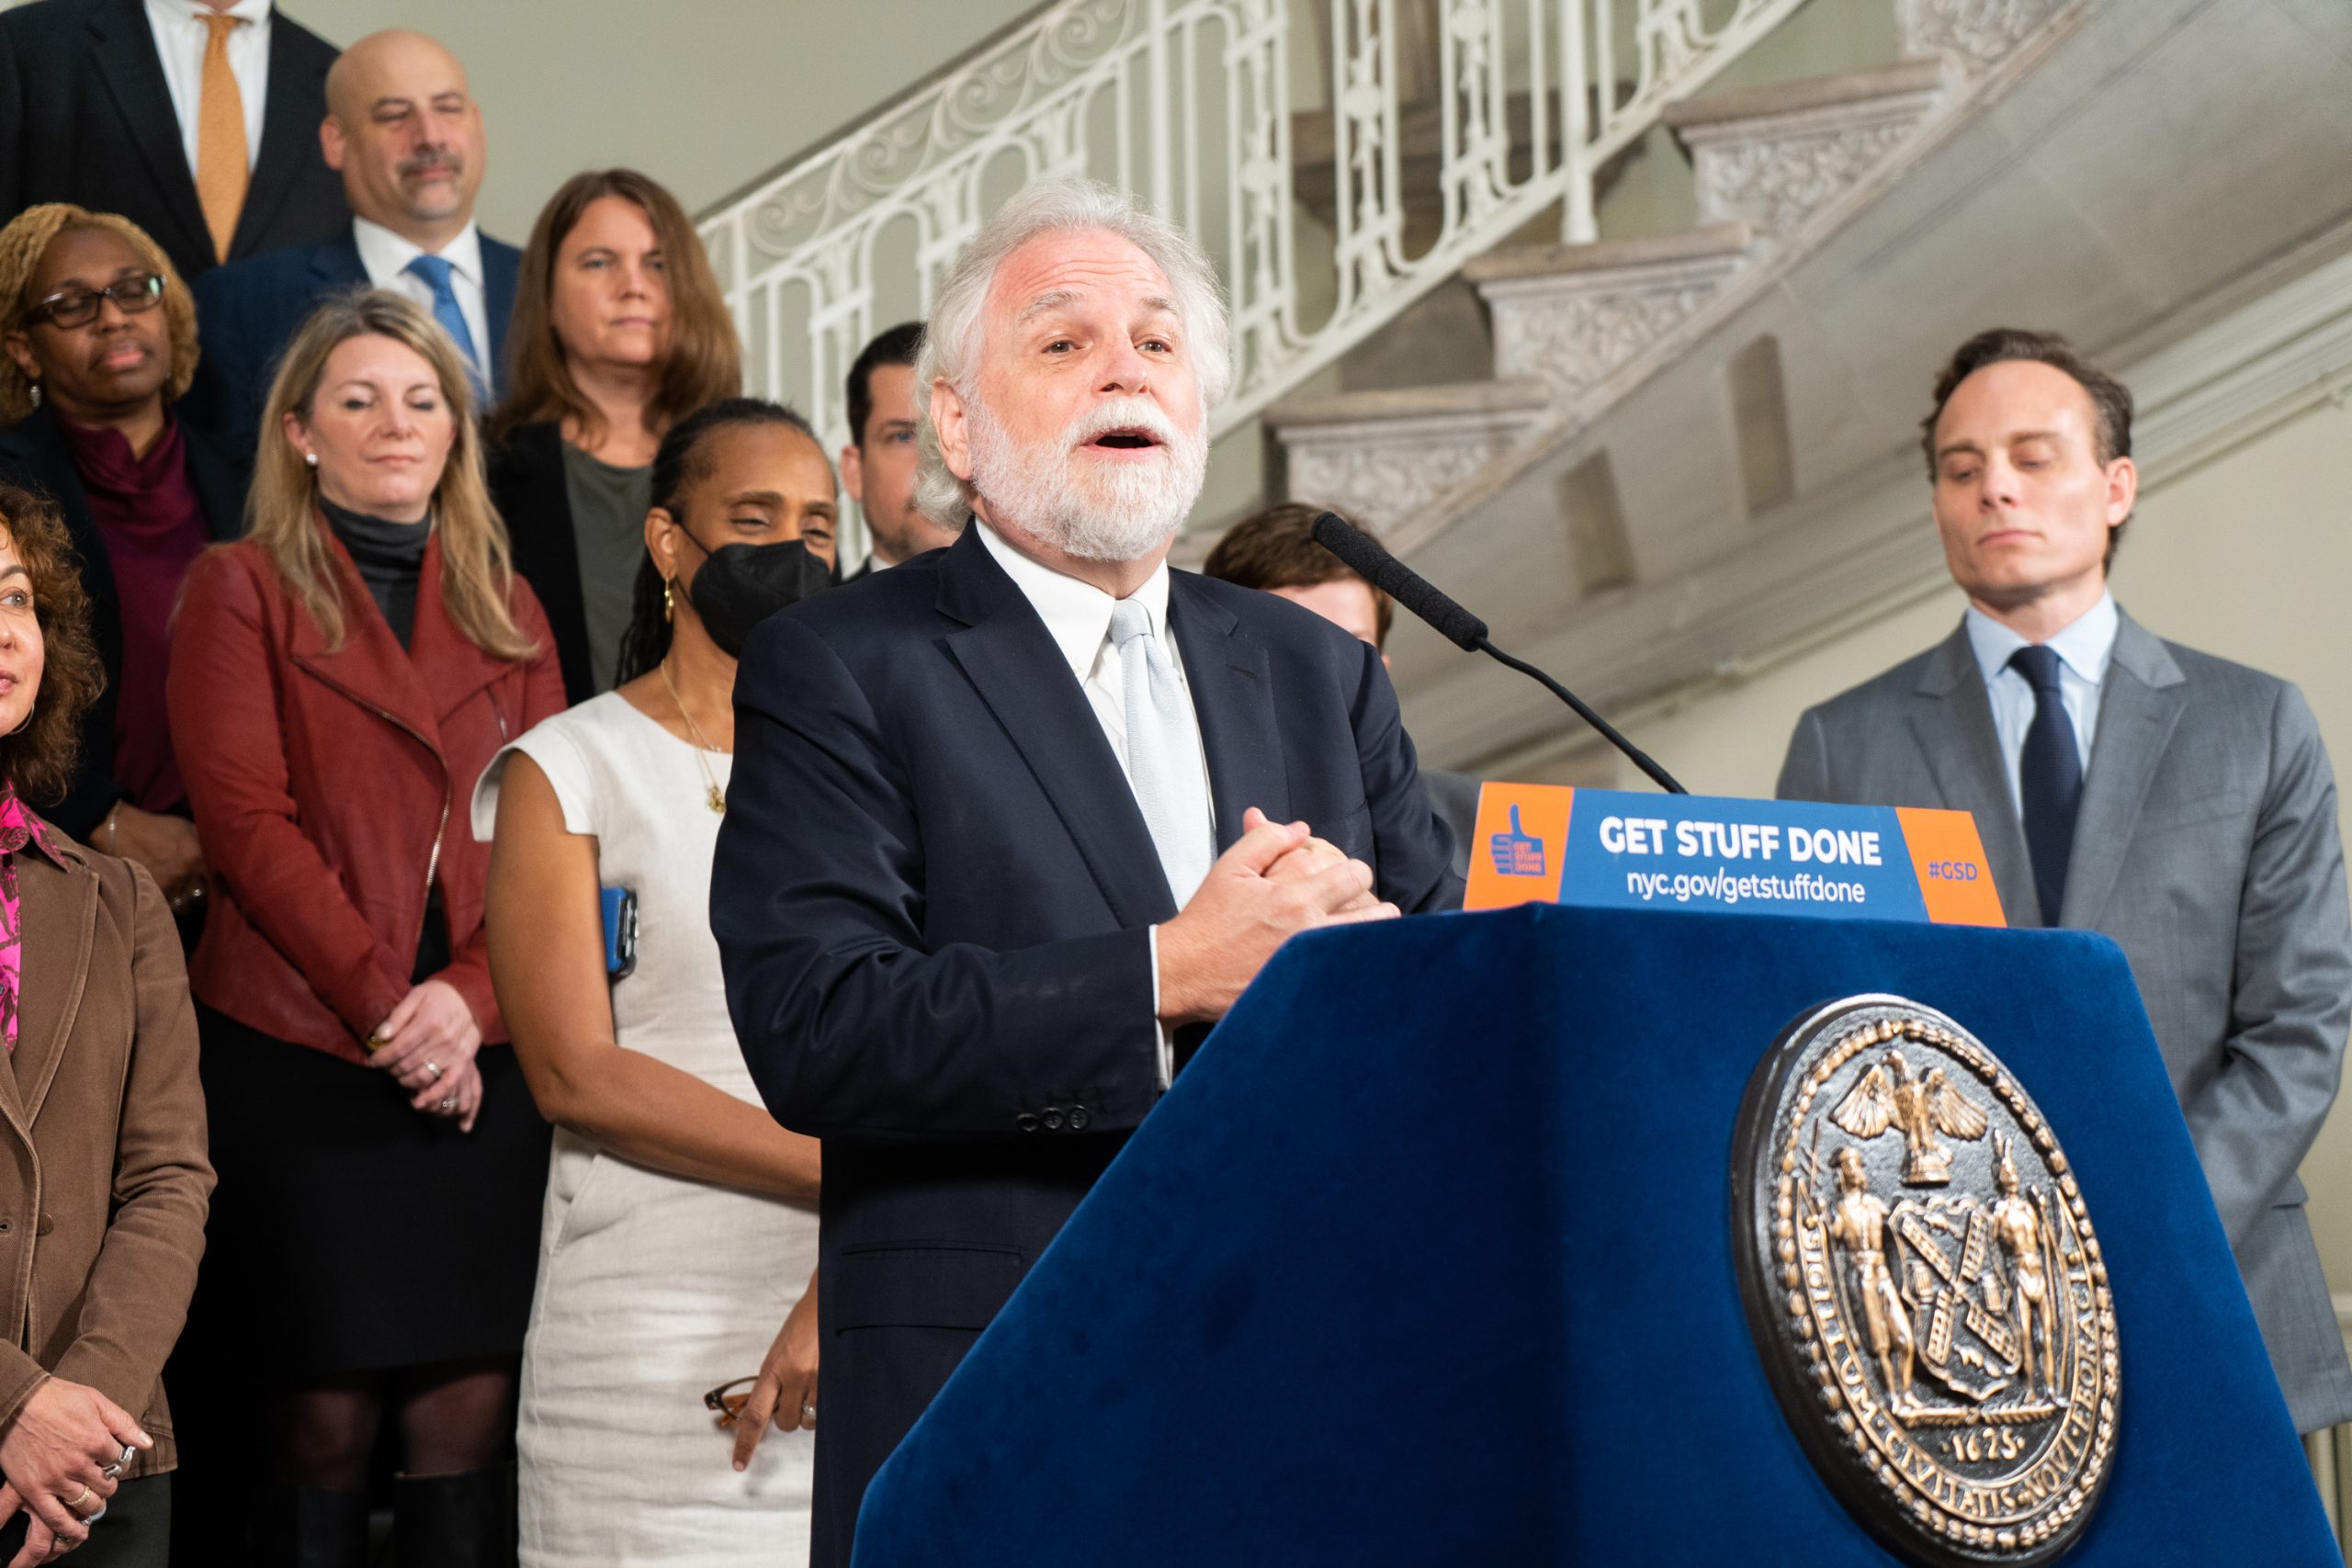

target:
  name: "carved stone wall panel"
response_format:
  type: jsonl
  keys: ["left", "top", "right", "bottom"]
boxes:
{"left": 1897, "top": 0, "right": 2072, "bottom": 73}
{"left": 1693, "top": 118, "right": 1920, "bottom": 240}
{"left": 1481, "top": 241, "right": 1749, "bottom": 394}
{"left": 1282, "top": 411, "right": 1545, "bottom": 534}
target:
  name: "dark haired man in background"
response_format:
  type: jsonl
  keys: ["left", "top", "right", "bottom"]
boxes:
{"left": 1778, "top": 327, "right": 2352, "bottom": 1436}
{"left": 1204, "top": 501, "right": 1476, "bottom": 881}
{"left": 839, "top": 320, "right": 957, "bottom": 580}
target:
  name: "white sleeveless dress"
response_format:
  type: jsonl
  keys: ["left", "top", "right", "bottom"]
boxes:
{"left": 472, "top": 692, "right": 817, "bottom": 1566}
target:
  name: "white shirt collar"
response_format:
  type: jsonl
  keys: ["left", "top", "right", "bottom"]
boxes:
{"left": 1964, "top": 590, "right": 2120, "bottom": 691}
{"left": 150, "top": 0, "right": 272, "bottom": 28}
{"left": 352, "top": 216, "right": 485, "bottom": 288}
{"left": 974, "top": 517, "right": 1172, "bottom": 680}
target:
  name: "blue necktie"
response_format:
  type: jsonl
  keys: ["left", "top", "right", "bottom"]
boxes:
{"left": 402, "top": 253, "right": 485, "bottom": 397}
{"left": 2008, "top": 644, "right": 2082, "bottom": 927}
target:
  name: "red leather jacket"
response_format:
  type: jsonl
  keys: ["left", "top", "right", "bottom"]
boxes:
{"left": 168, "top": 528, "right": 565, "bottom": 1063}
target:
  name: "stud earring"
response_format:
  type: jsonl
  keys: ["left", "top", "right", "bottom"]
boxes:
{"left": 304, "top": 451, "right": 318, "bottom": 468}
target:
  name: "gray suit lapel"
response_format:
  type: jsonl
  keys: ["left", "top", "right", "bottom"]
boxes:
{"left": 2058, "top": 612, "right": 2186, "bottom": 930}
{"left": 1907, "top": 624, "right": 2041, "bottom": 928}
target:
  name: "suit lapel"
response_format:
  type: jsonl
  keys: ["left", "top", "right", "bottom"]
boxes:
{"left": 231, "top": 24, "right": 327, "bottom": 259}
{"left": 936, "top": 531, "right": 1177, "bottom": 929}
{"left": 9, "top": 851, "right": 93, "bottom": 1134}
{"left": 1907, "top": 625, "right": 2041, "bottom": 927}
{"left": 1168, "top": 576, "right": 1288, "bottom": 851}
{"left": 2058, "top": 614, "right": 2186, "bottom": 931}
{"left": 178, "top": 418, "right": 250, "bottom": 540}
{"left": 409, "top": 535, "right": 509, "bottom": 730}
{"left": 87, "top": 0, "right": 209, "bottom": 267}
{"left": 482, "top": 243, "right": 518, "bottom": 396}
{"left": 316, "top": 231, "right": 368, "bottom": 289}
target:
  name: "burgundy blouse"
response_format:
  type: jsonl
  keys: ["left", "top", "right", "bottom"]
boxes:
{"left": 55, "top": 415, "right": 214, "bottom": 813}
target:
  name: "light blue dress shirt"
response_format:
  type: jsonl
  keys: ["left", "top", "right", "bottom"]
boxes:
{"left": 1962, "top": 591, "right": 2119, "bottom": 818}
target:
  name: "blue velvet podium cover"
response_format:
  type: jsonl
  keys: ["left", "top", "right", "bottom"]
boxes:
{"left": 850, "top": 906, "right": 2336, "bottom": 1564}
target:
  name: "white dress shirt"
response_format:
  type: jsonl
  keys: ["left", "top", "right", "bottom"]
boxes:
{"left": 144, "top": 0, "right": 272, "bottom": 177}
{"left": 1963, "top": 590, "right": 2119, "bottom": 818}
{"left": 975, "top": 519, "right": 1216, "bottom": 1086}
{"left": 352, "top": 217, "right": 492, "bottom": 381}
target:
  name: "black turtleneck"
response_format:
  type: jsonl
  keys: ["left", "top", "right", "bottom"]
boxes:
{"left": 322, "top": 498, "right": 430, "bottom": 649}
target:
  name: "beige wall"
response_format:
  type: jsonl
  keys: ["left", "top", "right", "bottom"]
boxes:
{"left": 1536, "top": 391, "right": 2352, "bottom": 1292}
{"left": 275, "top": 0, "right": 1041, "bottom": 238}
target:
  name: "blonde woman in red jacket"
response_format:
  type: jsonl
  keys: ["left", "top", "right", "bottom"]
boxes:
{"left": 167, "top": 290, "right": 563, "bottom": 1568}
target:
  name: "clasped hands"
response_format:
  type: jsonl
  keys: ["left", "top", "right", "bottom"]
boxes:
{"left": 1156, "top": 806, "right": 1399, "bottom": 1027}
{"left": 368, "top": 978, "right": 484, "bottom": 1132}
{"left": 0, "top": 1376, "right": 150, "bottom": 1567}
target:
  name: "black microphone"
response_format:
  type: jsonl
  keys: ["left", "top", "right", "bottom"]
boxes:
{"left": 1311, "top": 512, "right": 1688, "bottom": 795}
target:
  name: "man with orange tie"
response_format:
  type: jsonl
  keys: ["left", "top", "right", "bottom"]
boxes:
{"left": 0, "top": 0, "right": 347, "bottom": 285}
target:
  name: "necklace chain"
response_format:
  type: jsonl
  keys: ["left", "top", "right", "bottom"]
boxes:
{"left": 658, "top": 658, "right": 728, "bottom": 815}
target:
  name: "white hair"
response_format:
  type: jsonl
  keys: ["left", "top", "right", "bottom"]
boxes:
{"left": 912, "top": 178, "right": 1232, "bottom": 529}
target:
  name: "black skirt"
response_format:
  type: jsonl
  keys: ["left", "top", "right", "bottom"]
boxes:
{"left": 196, "top": 1005, "right": 551, "bottom": 1380}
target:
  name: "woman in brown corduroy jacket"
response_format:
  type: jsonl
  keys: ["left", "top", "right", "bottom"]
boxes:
{"left": 0, "top": 479, "right": 211, "bottom": 1566}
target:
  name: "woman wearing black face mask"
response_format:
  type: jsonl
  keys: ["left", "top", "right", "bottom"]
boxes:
{"left": 472, "top": 397, "right": 834, "bottom": 1561}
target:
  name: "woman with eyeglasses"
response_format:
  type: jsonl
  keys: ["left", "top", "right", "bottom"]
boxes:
{"left": 477, "top": 399, "right": 831, "bottom": 1564}
{"left": 0, "top": 205, "right": 246, "bottom": 918}
{"left": 168, "top": 290, "right": 564, "bottom": 1564}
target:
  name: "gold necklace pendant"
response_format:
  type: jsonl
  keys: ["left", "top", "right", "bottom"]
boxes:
{"left": 659, "top": 657, "right": 729, "bottom": 815}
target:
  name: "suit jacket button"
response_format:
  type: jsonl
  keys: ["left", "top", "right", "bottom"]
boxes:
{"left": 1015, "top": 1112, "right": 1041, "bottom": 1133}
{"left": 1068, "top": 1106, "right": 1090, "bottom": 1131}
{"left": 1042, "top": 1108, "right": 1065, "bottom": 1132}
{"left": 34, "top": 1214, "right": 50, "bottom": 1236}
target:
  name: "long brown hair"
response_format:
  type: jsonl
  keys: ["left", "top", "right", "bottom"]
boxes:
{"left": 489, "top": 169, "right": 741, "bottom": 448}
{"left": 248, "top": 289, "right": 535, "bottom": 660}
{"left": 0, "top": 204, "right": 199, "bottom": 423}
{"left": 0, "top": 481, "right": 101, "bottom": 805}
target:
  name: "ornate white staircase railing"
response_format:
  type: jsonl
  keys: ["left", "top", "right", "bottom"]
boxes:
{"left": 696, "top": 0, "right": 1812, "bottom": 447}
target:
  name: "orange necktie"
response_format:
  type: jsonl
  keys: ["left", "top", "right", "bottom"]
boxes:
{"left": 195, "top": 13, "right": 249, "bottom": 264}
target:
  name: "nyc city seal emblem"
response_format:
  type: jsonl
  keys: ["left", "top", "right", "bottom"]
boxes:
{"left": 1733, "top": 997, "right": 2119, "bottom": 1565}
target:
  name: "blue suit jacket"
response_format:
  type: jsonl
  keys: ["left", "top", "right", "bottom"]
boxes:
{"left": 711, "top": 525, "right": 1461, "bottom": 1567}
{"left": 185, "top": 227, "right": 521, "bottom": 445}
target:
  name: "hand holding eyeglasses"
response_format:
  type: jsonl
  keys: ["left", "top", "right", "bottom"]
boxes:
{"left": 705, "top": 1267, "right": 820, "bottom": 1472}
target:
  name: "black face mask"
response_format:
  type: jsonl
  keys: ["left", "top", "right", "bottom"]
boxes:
{"left": 678, "top": 533, "right": 832, "bottom": 658}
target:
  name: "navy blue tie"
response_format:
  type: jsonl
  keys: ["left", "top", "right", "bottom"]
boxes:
{"left": 402, "top": 253, "right": 485, "bottom": 398}
{"left": 2008, "top": 644, "right": 2081, "bottom": 927}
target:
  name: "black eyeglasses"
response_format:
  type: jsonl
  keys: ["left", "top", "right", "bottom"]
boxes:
{"left": 25, "top": 273, "right": 165, "bottom": 330}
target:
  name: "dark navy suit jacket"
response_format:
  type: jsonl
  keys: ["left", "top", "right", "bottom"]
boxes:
{"left": 0, "top": 0, "right": 347, "bottom": 284}
{"left": 712, "top": 525, "right": 1461, "bottom": 1567}
{"left": 185, "top": 226, "right": 520, "bottom": 446}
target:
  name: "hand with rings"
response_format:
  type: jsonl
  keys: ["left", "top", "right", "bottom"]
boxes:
{"left": 368, "top": 979, "right": 483, "bottom": 1118}
{"left": 0, "top": 1376, "right": 151, "bottom": 1563}
{"left": 729, "top": 1268, "right": 820, "bottom": 1472}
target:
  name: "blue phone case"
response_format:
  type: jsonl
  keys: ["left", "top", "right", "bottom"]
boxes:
{"left": 601, "top": 886, "right": 638, "bottom": 982}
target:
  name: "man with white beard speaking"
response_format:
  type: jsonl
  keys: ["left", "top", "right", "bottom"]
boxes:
{"left": 712, "top": 180, "right": 1463, "bottom": 1565}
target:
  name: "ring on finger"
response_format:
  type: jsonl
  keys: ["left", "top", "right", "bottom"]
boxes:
{"left": 802, "top": 1400, "right": 817, "bottom": 1426}
{"left": 439, "top": 1094, "right": 458, "bottom": 1112}
{"left": 63, "top": 1482, "right": 94, "bottom": 1514}
{"left": 424, "top": 1059, "right": 443, "bottom": 1080}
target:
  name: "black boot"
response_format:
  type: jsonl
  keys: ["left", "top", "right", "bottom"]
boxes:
{"left": 251, "top": 1484, "right": 370, "bottom": 1568}
{"left": 392, "top": 1462, "right": 515, "bottom": 1568}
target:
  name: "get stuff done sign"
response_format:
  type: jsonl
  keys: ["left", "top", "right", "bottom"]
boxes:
{"left": 1463, "top": 784, "right": 2004, "bottom": 928}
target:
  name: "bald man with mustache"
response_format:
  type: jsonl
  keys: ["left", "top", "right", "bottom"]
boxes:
{"left": 187, "top": 28, "right": 521, "bottom": 446}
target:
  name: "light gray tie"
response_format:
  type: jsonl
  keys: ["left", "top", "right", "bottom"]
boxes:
{"left": 1108, "top": 598, "right": 1214, "bottom": 905}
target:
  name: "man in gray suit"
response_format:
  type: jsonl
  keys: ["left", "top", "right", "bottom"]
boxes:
{"left": 1779, "top": 327, "right": 2352, "bottom": 1434}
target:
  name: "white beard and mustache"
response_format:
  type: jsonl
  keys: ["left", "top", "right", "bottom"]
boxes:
{"left": 964, "top": 393, "right": 1209, "bottom": 561}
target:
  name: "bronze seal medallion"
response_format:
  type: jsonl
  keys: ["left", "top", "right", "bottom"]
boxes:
{"left": 1732, "top": 996, "right": 2120, "bottom": 1565}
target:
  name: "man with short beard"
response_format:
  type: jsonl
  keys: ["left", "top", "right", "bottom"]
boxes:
{"left": 713, "top": 180, "right": 1463, "bottom": 1567}
{"left": 187, "top": 28, "right": 519, "bottom": 444}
